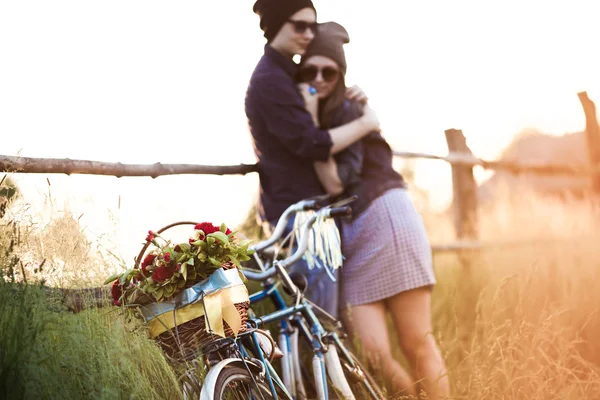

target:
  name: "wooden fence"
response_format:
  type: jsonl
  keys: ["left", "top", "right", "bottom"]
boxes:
{"left": 2, "top": 91, "right": 599, "bottom": 254}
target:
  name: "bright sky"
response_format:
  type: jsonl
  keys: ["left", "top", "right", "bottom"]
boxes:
{"left": 1, "top": 0, "right": 599, "bottom": 264}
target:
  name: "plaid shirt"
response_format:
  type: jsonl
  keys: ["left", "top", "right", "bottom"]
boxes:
{"left": 245, "top": 45, "right": 333, "bottom": 222}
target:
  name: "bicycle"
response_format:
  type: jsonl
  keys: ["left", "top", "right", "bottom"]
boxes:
{"left": 247, "top": 195, "right": 381, "bottom": 399}
{"left": 198, "top": 200, "right": 384, "bottom": 399}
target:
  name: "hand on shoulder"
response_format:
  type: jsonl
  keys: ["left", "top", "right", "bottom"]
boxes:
{"left": 345, "top": 85, "right": 369, "bottom": 104}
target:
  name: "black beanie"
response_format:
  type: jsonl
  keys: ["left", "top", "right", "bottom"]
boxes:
{"left": 302, "top": 22, "right": 350, "bottom": 74}
{"left": 253, "top": 0, "right": 316, "bottom": 42}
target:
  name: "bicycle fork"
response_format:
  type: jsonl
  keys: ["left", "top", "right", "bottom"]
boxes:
{"left": 294, "top": 315, "right": 331, "bottom": 400}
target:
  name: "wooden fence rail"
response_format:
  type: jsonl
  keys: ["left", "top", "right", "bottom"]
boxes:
{"left": 0, "top": 155, "right": 259, "bottom": 177}
{"left": 2, "top": 91, "right": 599, "bottom": 253}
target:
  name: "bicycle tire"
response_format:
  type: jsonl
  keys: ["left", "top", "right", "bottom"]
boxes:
{"left": 338, "top": 348, "right": 386, "bottom": 400}
{"left": 324, "top": 345, "right": 355, "bottom": 399}
{"left": 292, "top": 338, "right": 366, "bottom": 400}
{"left": 212, "top": 366, "right": 289, "bottom": 400}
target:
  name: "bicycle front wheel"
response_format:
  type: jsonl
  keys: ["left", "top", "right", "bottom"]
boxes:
{"left": 212, "top": 366, "right": 288, "bottom": 400}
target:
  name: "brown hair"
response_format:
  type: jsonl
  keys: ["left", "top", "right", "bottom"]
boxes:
{"left": 318, "top": 75, "right": 347, "bottom": 129}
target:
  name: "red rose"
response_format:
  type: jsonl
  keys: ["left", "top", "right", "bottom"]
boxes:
{"left": 111, "top": 280, "right": 123, "bottom": 306}
{"left": 146, "top": 230, "right": 155, "bottom": 242}
{"left": 163, "top": 252, "right": 171, "bottom": 263}
{"left": 193, "top": 222, "right": 233, "bottom": 241}
{"left": 193, "top": 222, "right": 220, "bottom": 239}
{"left": 141, "top": 254, "right": 156, "bottom": 275}
{"left": 176, "top": 263, "right": 181, "bottom": 272}
{"left": 174, "top": 245, "right": 181, "bottom": 252}
{"left": 152, "top": 265, "right": 176, "bottom": 282}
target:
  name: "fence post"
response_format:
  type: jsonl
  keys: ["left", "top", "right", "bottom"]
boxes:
{"left": 445, "top": 129, "right": 479, "bottom": 241}
{"left": 577, "top": 91, "right": 600, "bottom": 195}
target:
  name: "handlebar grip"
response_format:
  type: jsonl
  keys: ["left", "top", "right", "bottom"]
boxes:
{"left": 327, "top": 206, "right": 353, "bottom": 218}
{"left": 302, "top": 200, "right": 320, "bottom": 211}
{"left": 302, "top": 194, "right": 331, "bottom": 211}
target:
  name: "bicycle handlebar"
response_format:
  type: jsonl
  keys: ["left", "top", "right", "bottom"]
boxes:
{"left": 250, "top": 194, "right": 331, "bottom": 253}
{"left": 243, "top": 206, "right": 351, "bottom": 282}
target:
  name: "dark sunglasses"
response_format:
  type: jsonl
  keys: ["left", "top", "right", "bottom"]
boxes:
{"left": 287, "top": 19, "right": 318, "bottom": 34}
{"left": 298, "top": 65, "right": 340, "bottom": 83}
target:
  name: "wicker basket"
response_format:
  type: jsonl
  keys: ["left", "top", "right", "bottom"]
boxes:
{"left": 133, "top": 221, "right": 250, "bottom": 363}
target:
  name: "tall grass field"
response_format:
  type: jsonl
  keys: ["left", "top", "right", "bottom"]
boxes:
{"left": 2, "top": 190, "right": 600, "bottom": 399}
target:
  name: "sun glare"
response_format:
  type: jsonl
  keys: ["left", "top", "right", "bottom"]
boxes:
{"left": 1, "top": 0, "right": 599, "bottom": 261}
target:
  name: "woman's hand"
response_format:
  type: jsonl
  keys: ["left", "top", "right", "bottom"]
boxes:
{"left": 346, "top": 85, "right": 368, "bottom": 104}
{"left": 297, "top": 83, "right": 319, "bottom": 125}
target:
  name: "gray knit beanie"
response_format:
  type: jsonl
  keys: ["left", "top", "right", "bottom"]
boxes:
{"left": 302, "top": 21, "right": 350, "bottom": 74}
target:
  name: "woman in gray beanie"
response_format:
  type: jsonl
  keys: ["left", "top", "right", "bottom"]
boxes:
{"left": 298, "top": 21, "right": 450, "bottom": 399}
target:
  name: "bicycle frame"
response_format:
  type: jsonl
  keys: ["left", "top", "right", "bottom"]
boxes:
{"left": 200, "top": 257, "right": 333, "bottom": 399}
{"left": 250, "top": 283, "right": 329, "bottom": 399}
{"left": 248, "top": 275, "right": 367, "bottom": 400}
{"left": 200, "top": 201, "right": 382, "bottom": 400}
{"left": 200, "top": 280, "right": 370, "bottom": 400}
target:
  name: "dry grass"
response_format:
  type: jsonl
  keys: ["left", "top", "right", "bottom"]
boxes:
{"left": 415, "top": 191, "right": 600, "bottom": 399}
{"left": 3, "top": 187, "right": 600, "bottom": 399}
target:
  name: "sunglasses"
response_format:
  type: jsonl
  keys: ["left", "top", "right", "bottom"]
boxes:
{"left": 287, "top": 19, "right": 318, "bottom": 35}
{"left": 298, "top": 65, "right": 340, "bottom": 83}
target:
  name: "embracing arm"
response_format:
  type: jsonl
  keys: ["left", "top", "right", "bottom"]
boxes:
{"left": 313, "top": 140, "right": 365, "bottom": 197}
{"left": 313, "top": 138, "right": 365, "bottom": 197}
{"left": 257, "top": 80, "right": 379, "bottom": 161}
{"left": 328, "top": 115, "right": 374, "bottom": 155}
{"left": 294, "top": 85, "right": 365, "bottom": 196}
{"left": 314, "top": 157, "right": 345, "bottom": 197}
{"left": 294, "top": 86, "right": 369, "bottom": 195}
{"left": 296, "top": 83, "right": 378, "bottom": 156}
{"left": 297, "top": 84, "right": 345, "bottom": 196}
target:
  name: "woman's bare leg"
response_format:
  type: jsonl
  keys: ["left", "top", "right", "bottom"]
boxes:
{"left": 342, "top": 301, "right": 416, "bottom": 396}
{"left": 386, "top": 287, "right": 450, "bottom": 399}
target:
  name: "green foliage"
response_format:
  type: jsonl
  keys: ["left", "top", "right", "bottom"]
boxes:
{"left": 0, "top": 281, "right": 182, "bottom": 400}
{"left": 0, "top": 175, "right": 19, "bottom": 202}
{"left": 110, "top": 223, "right": 255, "bottom": 323}
{"left": 0, "top": 178, "right": 21, "bottom": 282}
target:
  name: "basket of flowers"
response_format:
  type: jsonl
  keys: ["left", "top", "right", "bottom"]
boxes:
{"left": 104, "top": 221, "right": 254, "bottom": 361}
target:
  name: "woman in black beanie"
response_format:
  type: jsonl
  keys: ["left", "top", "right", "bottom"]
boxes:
{"left": 297, "top": 21, "right": 450, "bottom": 399}
{"left": 245, "top": 2, "right": 381, "bottom": 317}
